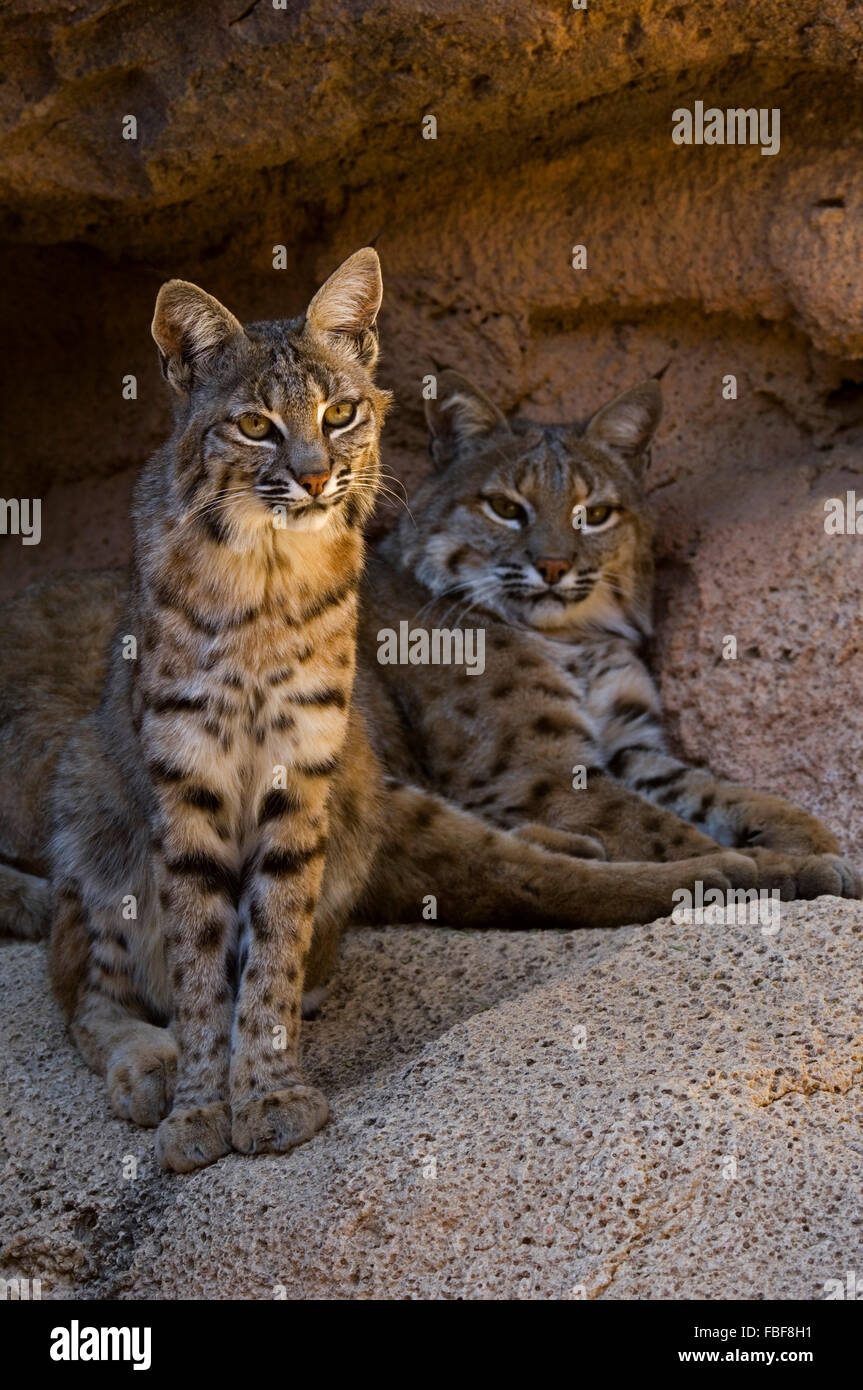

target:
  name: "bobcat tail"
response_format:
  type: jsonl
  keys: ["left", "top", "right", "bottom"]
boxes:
{"left": 0, "top": 862, "right": 51, "bottom": 940}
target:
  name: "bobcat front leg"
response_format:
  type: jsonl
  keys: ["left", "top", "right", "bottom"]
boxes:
{"left": 152, "top": 830, "right": 238, "bottom": 1174}
{"left": 610, "top": 746, "right": 862, "bottom": 899}
{"left": 588, "top": 657, "right": 862, "bottom": 898}
{"left": 229, "top": 775, "right": 330, "bottom": 1158}
{"left": 0, "top": 863, "right": 51, "bottom": 940}
{"left": 524, "top": 770, "right": 723, "bottom": 863}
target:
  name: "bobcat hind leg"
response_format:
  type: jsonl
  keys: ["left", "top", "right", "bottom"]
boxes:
{"left": 0, "top": 863, "right": 51, "bottom": 939}
{"left": 359, "top": 778, "right": 758, "bottom": 931}
{"left": 50, "top": 886, "right": 177, "bottom": 1127}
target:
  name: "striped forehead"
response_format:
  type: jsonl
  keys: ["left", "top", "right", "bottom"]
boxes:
{"left": 512, "top": 432, "right": 587, "bottom": 497}
{"left": 242, "top": 329, "right": 338, "bottom": 413}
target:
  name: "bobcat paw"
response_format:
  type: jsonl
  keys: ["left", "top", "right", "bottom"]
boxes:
{"left": 155, "top": 1101, "right": 232, "bottom": 1173}
{"left": 810, "top": 854, "right": 863, "bottom": 898}
{"left": 741, "top": 808, "right": 839, "bottom": 856}
{"left": 697, "top": 850, "right": 759, "bottom": 892}
{"left": 107, "top": 1033, "right": 177, "bottom": 1127}
{"left": 749, "top": 848, "right": 863, "bottom": 900}
{"left": 231, "top": 1086, "right": 329, "bottom": 1156}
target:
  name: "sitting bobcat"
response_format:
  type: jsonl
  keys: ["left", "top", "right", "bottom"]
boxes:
{"left": 10, "top": 248, "right": 394, "bottom": 1173}
{"left": 1, "top": 366, "right": 853, "bottom": 1171}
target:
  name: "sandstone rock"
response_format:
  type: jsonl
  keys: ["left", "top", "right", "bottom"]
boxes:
{"left": 1, "top": 898, "right": 860, "bottom": 1299}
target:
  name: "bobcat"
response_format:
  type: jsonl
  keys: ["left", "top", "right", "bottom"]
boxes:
{"left": 28, "top": 249, "right": 392, "bottom": 1173}
{"left": 359, "top": 371, "right": 859, "bottom": 902}
{"left": 2, "top": 364, "right": 844, "bottom": 1172}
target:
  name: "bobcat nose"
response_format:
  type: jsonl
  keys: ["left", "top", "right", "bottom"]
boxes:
{"left": 289, "top": 440, "right": 331, "bottom": 497}
{"left": 536, "top": 557, "right": 570, "bottom": 586}
{"left": 297, "top": 467, "right": 331, "bottom": 497}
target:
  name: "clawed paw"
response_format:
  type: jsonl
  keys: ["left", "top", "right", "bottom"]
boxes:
{"left": 107, "top": 1031, "right": 177, "bottom": 1127}
{"left": 155, "top": 1100, "right": 232, "bottom": 1174}
{"left": 231, "top": 1085, "right": 329, "bottom": 1156}
{"left": 749, "top": 848, "right": 862, "bottom": 900}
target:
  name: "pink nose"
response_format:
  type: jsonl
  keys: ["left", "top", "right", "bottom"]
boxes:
{"left": 536, "top": 557, "right": 570, "bottom": 585}
{"left": 297, "top": 469, "right": 331, "bottom": 497}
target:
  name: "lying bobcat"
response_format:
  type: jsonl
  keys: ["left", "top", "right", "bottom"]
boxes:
{"left": 1, "top": 363, "right": 852, "bottom": 1170}
{"left": 359, "top": 371, "right": 860, "bottom": 903}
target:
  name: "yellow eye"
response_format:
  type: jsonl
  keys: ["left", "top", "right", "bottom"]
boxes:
{"left": 488, "top": 494, "right": 527, "bottom": 523}
{"left": 238, "top": 413, "right": 272, "bottom": 440}
{"left": 323, "top": 401, "right": 357, "bottom": 429}
{"left": 584, "top": 505, "right": 615, "bottom": 527}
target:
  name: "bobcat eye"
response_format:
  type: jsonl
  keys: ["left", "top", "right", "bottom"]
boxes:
{"left": 583, "top": 505, "right": 616, "bottom": 527}
{"left": 323, "top": 401, "right": 357, "bottom": 429}
{"left": 237, "top": 413, "right": 273, "bottom": 440}
{"left": 487, "top": 494, "right": 528, "bottom": 524}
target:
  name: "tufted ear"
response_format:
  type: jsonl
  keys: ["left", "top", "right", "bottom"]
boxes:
{"left": 585, "top": 379, "right": 663, "bottom": 464}
{"left": 152, "top": 280, "right": 244, "bottom": 397}
{"left": 305, "top": 247, "right": 383, "bottom": 369}
{"left": 425, "top": 369, "right": 510, "bottom": 469}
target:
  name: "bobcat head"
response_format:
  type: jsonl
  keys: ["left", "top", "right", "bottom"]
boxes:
{"left": 382, "top": 372, "right": 659, "bottom": 638}
{"left": 151, "top": 248, "right": 391, "bottom": 538}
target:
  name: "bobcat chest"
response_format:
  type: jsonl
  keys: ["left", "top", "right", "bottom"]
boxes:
{"left": 148, "top": 614, "right": 348, "bottom": 818}
{"left": 209, "top": 626, "right": 347, "bottom": 764}
{"left": 524, "top": 632, "right": 591, "bottom": 705}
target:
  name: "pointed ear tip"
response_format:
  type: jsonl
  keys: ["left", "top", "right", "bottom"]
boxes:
{"left": 640, "top": 380, "right": 663, "bottom": 416}
{"left": 343, "top": 246, "right": 382, "bottom": 280}
{"left": 153, "top": 280, "right": 174, "bottom": 312}
{"left": 153, "top": 278, "right": 204, "bottom": 314}
{"left": 151, "top": 285, "right": 175, "bottom": 338}
{"left": 157, "top": 278, "right": 196, "bottom": 296}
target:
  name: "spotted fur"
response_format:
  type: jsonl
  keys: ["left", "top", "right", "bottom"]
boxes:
{"left": 44, "top": 249, "right": 390, "bottom": 1172}
{"left": 360, "top": 370, "right": 859, "bottom": 908}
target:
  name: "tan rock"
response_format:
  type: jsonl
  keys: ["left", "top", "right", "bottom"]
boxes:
{"left": 1, "top": 899, "right": 859, "bottom": 1299}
